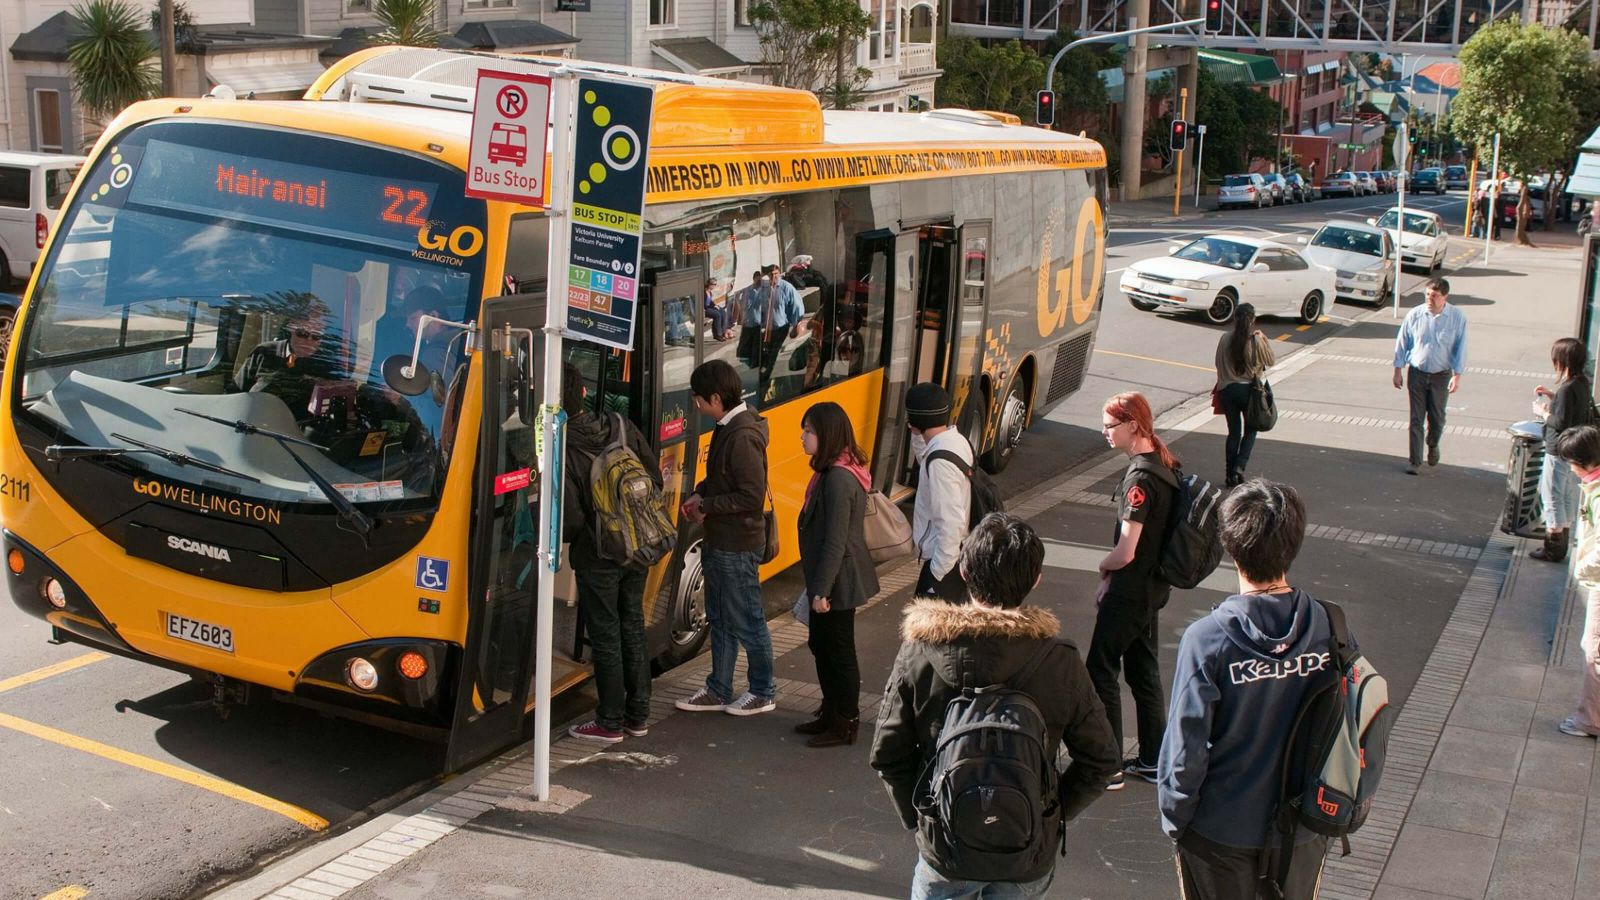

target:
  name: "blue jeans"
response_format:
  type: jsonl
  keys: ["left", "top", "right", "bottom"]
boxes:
{"left": 910, "top": 858, "right": 1054, "bottom": 900}
{"left": 702, "top": 547, "right": 775, "bottom": 701}
{"left": 1542, "top": 453, "right": 1580, "bottom": 530}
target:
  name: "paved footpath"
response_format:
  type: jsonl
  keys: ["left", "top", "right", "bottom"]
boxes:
{"left": 212, "top": 238, "right": 1599, "bottom": 899}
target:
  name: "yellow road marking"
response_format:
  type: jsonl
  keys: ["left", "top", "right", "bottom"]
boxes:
{"left": 1275, "top": 334, "right": 1291, "bottom": 342}
{"left": 1094, "top": 349, "right": 1214, "bottom": 372}
{"left": 1295, "top": 324, "right": 1311, "bottom": 332}
{"left": 0, "top": 712, "right": 328, "bottom": 831}
{"left": 40, "top": 887, "right": 90, "bottom": 900}
{"left": 0, "top": 653, "right": 107, "bottom": 695}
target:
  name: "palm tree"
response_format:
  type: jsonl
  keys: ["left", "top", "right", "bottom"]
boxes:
{"left": 68, "top": 0, "right": 160, "bottom": 126}
{"left": 372, "top": 0, "right": 447, "bottom": 47}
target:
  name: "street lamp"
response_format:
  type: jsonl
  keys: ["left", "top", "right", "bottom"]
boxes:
{"left": 1277, "top": 71, "right": 1297, "bottom": 173}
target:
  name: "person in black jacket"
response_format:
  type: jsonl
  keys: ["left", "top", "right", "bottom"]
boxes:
{"left": 560, "top": 364, "right": 662, "bottom": 744}
{"left": 871, "top": 513, "right": 1121, "bottom": 897}
{"left": 794, "top": 401, "right": 880, "bottom": 748}
{"left": 676, "top": 360, "right": 777, "bottom": 716}
{"left": 1532, "top": 337, "right": 1593, "bottom": 563}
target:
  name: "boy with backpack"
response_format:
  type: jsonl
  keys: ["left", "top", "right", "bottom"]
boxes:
{"left": 871, "top": 513, "right": 1121, "bottom": 898}
{"left": 1159, "top": 479, "right": 1386, "bottom": 899}
{"left": 907, "top": 382, "right": 1000, "bottom": 602}
{"left": 560, "top": 364, "right": 668, "bottom": 743}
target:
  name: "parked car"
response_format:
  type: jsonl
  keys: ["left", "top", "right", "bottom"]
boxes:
{"left": 1354, "top": 172, "right": 1378, "bottom": 195}
{"left": 1410, "top": 168, "right": 1445, "bottom": 194}
{"left": 1486, "top": 179, "right": 1537, "bottom": 227}
{"left": 1368, "top": 171, "right": 1395, "bottom": 193}
{"left": 1321, "top": 171, "right": 1361, "bottom": 198}
{"left": 1444, "top": 165, "right": 1470, "bottom": 191}
{"left": 1261, "top": 173, "right": 1290, "bottom": 205}
{"left": 0, "top": 151, "right": 85, "bottom": 290}
{"left": 1298, "top": 221, "right": 1396, "bottom": 305}
{"left": 1218, "top": 173, "right": 1269, "bottom": 210}
{"left": 1120, "top": 233, "right": 1335, "bottom": 325}
{"left": 1285, "top": 172, "right": 1315, "bottom": 202}
{"left": 1370, "top": 207, "right": 1448, "bottom": 271}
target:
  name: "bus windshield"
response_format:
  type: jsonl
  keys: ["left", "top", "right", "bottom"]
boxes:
{"left": 16, "top": 120, "right": 487, "bottom": 507}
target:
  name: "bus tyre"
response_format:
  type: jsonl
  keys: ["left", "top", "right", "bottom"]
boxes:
{"left": 1128, "top": 295, "right": 1159, "bottom": 312}
{"left": 1206, "top": 290, "right": 1238, "bottom": 325}
{"left": 960, "top": 394, "right": 987, "bottom": 460}
{"left": 981, "top": 378, "right": 1028, "bottom": 474}
{"left": 657, "top": 539, "right": 709, "bottom": 669}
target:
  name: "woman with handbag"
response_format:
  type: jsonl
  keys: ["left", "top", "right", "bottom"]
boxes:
{"left": 1532, "top": 338, "right": 1593, "bottom": 563}
{"left": 1213, "top": 303, "right": 1276, "bottom": 487}
{"left": 795, "top": 401, "right": 880, "bottom": 747}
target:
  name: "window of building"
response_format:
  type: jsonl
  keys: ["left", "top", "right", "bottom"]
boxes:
{"left": 464, "top": 0, "right": 514, "bottom": 8}
{"left": 33, "top": 89, "right": 61, "bottom": 153}
{"left": 651, "top": 0, "right": 675, "bottom": 26}
{"left": 346, "top": 0, "right": 369, "bottom": 10}
{"left": 735, "top": 0, "right": 752, "bottom": 26}
{"left": 869, "top": 0, "right": 884, "bottom": 60}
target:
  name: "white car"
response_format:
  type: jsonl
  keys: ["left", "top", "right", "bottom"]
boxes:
{"left": 1369, "top": 207, "right": 1447, "bottom": 271}
{"left": 1298, "top": 221, "right": 1396, "bottom": 305}
{"left": 1121, "top": 234, "right": 1336, "bottom": 325}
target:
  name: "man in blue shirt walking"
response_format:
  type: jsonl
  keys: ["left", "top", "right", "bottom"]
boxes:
{"left": 1392, "top": 277, "right": 1468, "bottom": 475}
{"left": 743, "top": 262, "right": 806, "bottom": 380}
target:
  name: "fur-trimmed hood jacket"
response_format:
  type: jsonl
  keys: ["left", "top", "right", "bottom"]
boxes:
{"left": 869, "top": 598, "right": 1121, "bottom": 875}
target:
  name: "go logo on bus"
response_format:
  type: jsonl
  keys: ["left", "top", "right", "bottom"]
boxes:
{"left": 416, "top": 222, "right": 485, "bottom": 258}
{"left": 1036, "top": 196, "right": 1104, "bottom": 338}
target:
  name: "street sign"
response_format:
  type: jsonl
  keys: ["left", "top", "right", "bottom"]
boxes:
{"left": 564, "top": 77, "right": 654, "bottom": 351}
{"left": 467, "top": 70, "right": 552, "bottom": 205}
{"left": 1338, "top": 143, "right": 1364, "bottom": 151}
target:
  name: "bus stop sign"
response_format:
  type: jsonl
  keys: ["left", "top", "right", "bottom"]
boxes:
{"left": 467, "top": 70, "right": 552, "bottom": 205}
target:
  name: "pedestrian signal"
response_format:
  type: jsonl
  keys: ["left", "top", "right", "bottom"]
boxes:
{"left": 1171, "top": 119, "right": 1189, "bottom": 152}
{"left": 1035, "top": 90, "right": 1055, "bottom": 126}
{"left": 1205, "top": 0, "right": 1224, "bottom": 33}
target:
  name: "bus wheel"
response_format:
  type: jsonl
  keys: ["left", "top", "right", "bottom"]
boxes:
{"left": 981, "top": 379, "right": 1028, "bottom": 474}
{"left": 960, "top": 394, "right": 987, "bottom": 459}
{"left": 658, "top": 539, "right": 709, "bottom": 668}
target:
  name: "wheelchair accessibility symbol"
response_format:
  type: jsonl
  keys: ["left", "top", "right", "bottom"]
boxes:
{"left": 416, "top": 556, "right": 451, "bottom": 592}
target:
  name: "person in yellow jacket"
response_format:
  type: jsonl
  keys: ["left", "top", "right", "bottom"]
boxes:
{"left": 1554, "top": 425, "right": 1600, "bottom": 738}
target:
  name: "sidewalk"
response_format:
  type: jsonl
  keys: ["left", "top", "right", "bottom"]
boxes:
{"left": 1107, "top": 195, "right": 1218, "bottom": 227}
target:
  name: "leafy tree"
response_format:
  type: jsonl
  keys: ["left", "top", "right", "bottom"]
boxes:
{"left": 936, "top": 33, "right": 1110, "bottom": 137}
{"left": 1452, "top": 20, "right": 1600, "bottom": 243}
{"left": 371, "top": 0, "right": 446, "bottom": 47}
{"left": 1193, "top": 65, "right": 1281, "bottom": 176}
{"left": 1038, "top": 31, "right": 1111, "bottom": 135}
{"left": 750, "top": 0, "right": 871, "bottom": 108}
{"left": 68, "top": 0, "right": 160, "bottom": 141}
{"left": 148, "top": 1, "right": 200, "bottom": 52}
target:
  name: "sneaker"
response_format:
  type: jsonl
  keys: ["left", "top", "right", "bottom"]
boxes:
{"left": 568, "top": 720, "right": 624, "bottom": 744}
{"left": 674, "top": 688, "right": 728, "bottom": 712}
{"left": 1405, "top": 464, "right": 1419, "bottom": 476}
{"left": 1124, "top": 758, "right": 1159, "bottom": 784}
{"left": 1104, "top": 772, "right": 1125, "bottom": 792}
{"left": 724, "top": 692, "right": 777, "bottom": 716}
{"left": 1559, "top": 715, "right": 1597, "bottom": 738}
{"left": 623, "top": 720, "right": 650, "bottom": 737}
{"left": 1427, "top": 446, "right": 1441, "bottom": 466}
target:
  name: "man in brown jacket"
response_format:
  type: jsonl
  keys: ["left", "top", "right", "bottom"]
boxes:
{"left": 675, "top": 360, "right": 777, "bottom": 716}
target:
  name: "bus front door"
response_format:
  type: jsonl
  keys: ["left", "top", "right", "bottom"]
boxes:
{"left": 446, "top": 293, "right": 543, "bottom": 772}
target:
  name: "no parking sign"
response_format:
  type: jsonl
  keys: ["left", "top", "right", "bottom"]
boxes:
{"left": 467, "top": 70, "right": 552, "bottom": 205}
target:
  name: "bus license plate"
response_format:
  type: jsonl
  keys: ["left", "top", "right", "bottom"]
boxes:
{"left": 164, "top": 612, "right": 234, "bottom": 653}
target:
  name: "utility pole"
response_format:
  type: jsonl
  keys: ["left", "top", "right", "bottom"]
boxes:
{"left": 159, "top": 0, "right": 177, "bottom": 97}
{"left": 1194, "top": 123, "right": 1207, "bottom": 208}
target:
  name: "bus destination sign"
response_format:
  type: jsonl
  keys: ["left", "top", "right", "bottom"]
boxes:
{"left": 564, "top": 77, "right": 654, "bottom": 351}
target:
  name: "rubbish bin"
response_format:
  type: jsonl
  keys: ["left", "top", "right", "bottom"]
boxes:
{"left": 1502, "top": 420, "right": 1547, "bottom": 537}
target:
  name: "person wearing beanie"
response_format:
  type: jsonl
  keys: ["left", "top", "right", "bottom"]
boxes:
{"left": 906, "top": 382, "right": 972, "bottom": 601}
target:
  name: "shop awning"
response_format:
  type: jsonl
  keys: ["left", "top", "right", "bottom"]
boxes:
{"left": 207, "top": 60, "right": 328, "bottom": 96}
{"left": 1198, "top": 49, "right": 1283, "bottom": 84}
{"left": 1569, "top": 125, "right": 1600, "bottom": 197}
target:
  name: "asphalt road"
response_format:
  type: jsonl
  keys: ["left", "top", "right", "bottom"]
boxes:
{"left": 0, "top": 186, "right": 1491, "bottom": 900}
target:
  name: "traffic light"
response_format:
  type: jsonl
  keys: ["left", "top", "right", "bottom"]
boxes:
{"left": 1419, "top": 145, "right": 1428, "bottom": 156}
{"left": 1036, "top": 90, "right": 1055, "bottom": 126}
{"left": 1171, "top": 119, "right": 1189, "bottom": 151}
{"left": 1205, "top": 0, "right": 1224, "bottom": 33}
{"left": 1408, "top": 131, "right": 1417, "bottom": 145}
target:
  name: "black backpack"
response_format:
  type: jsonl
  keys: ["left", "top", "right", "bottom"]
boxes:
{"left": 1131, "top": 458, "right": 1225, "bottom": 592}
{"left": 913, "top": 645, "right": 1062, "bottom": 882}
{"left": 927, "top": 448, "right": 1005, "bottom": 529}
{"left": 1265, "top": 599, "right": 1394, "bottom": 894}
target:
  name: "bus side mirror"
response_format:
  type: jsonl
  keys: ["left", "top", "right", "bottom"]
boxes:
{"left": 382, "top": 355, "right": 432, "bottom": 396}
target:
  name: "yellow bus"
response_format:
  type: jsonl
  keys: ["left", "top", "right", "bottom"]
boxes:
{"left": 0, "top": 48, "right": 1107, "bottom": 770}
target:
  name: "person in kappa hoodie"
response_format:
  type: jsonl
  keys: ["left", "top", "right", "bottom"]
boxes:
{"left": 1158, "top": 479, "right": 1350, "bottom": 899}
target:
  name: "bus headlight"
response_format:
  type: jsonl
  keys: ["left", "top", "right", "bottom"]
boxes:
{"left": 345, "top": 657, "right": 379, "bottom": 692}
{"left": 40, "top": 578, "right": 66, "bottom": 608}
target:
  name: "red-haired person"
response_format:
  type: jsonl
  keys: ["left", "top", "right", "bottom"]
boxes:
{"left": 1093, "top": 391, "right": 1180, "bottom": 790}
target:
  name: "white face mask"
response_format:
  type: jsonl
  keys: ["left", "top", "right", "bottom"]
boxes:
{"left": 909, "top": 432, "right": 927, "bottom": 460}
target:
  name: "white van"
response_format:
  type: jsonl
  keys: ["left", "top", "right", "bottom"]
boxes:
{"left": 0, "top": 151, "right": 86, "bottom": 289}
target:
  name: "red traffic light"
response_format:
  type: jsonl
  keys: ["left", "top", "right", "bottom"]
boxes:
{"left": 1205, "top": 0, "right": 1224, "bottom": 32}
{"left": 1036, "top": 90, "right": 1055, "bottom": 127}
{"left": 1170, "top": 119, "right": 1188, "bottom": 151}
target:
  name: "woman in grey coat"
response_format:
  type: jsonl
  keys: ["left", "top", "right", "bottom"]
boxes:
{"left": 795, "top": 401, "right": 880, "bottom": 747}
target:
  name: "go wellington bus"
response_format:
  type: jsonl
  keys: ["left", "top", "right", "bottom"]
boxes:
{"left": 0, "top": 48, "right": 1107, "bottom": 770}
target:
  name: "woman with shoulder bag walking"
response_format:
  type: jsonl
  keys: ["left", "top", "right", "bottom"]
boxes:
{"left": 1214, "top": 303, "right": 1276, "bottom": 487}
{"left": 795, "top": 401, "right": 880, "bottom": 747}
{"left": 1532, "top": 338, "right": 1593, "bottom": 563}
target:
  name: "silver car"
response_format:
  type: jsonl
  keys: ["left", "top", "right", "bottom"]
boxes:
{"left": 1218, "top": 173, "right": 1268, "bottom": 210}
{"left": 1354, "top": 172, "right": 1377, "bottom": 195}
{"left": 1299, "top": 221, "right": 1395, "bottom": 304}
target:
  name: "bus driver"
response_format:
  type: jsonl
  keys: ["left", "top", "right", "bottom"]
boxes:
{"left": 233, "top": 297, "right": 344, "bottom": 421}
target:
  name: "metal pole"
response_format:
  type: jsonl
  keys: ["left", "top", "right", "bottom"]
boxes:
{"left": 1174, "top": 87, "right": 1187, "bottom": 216}
{"left": 1394, "top": 151, "right": 1405, "bottom": 318}
{"left": 1042, "top": 17, "right": 1205, "bottom": 90}
{"left": 1195, "top": 125, "right": 1207, "bottom": 207}
{"left": 1485, "top": 132, "right": 1500, "bottom": 264}
{"left": 533, "top": 71, "right": 578, "bottom": 803}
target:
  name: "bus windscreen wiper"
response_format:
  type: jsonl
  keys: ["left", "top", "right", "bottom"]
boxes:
{"left": 175, "top": 408, "right": 373, "bottom": 543}
{"left": 45, "top": 433, "right": 262, "bottom": 484}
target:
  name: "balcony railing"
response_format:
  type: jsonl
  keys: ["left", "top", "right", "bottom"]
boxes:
{"left": 901, "top": 42, "right": 937, "bottom": 73}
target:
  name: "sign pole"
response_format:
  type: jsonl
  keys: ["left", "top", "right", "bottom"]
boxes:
{"left": 1174, "top": 87, "right": 1187, "bottom": 216}
{"left": 1464, "top": 155, "right": 1478, "bottom": 237}
{"left": 1485, "top": 132, "right": 1500, "bottom": 264}
{"left": 1392, "top": 122, "right": 1408, "bottom": 318}
{"left": 533, "top": 70, "right": 577, "bottom": 803}
{"left": 1194, "top": 124, "right": 1207, "bottom": 208}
